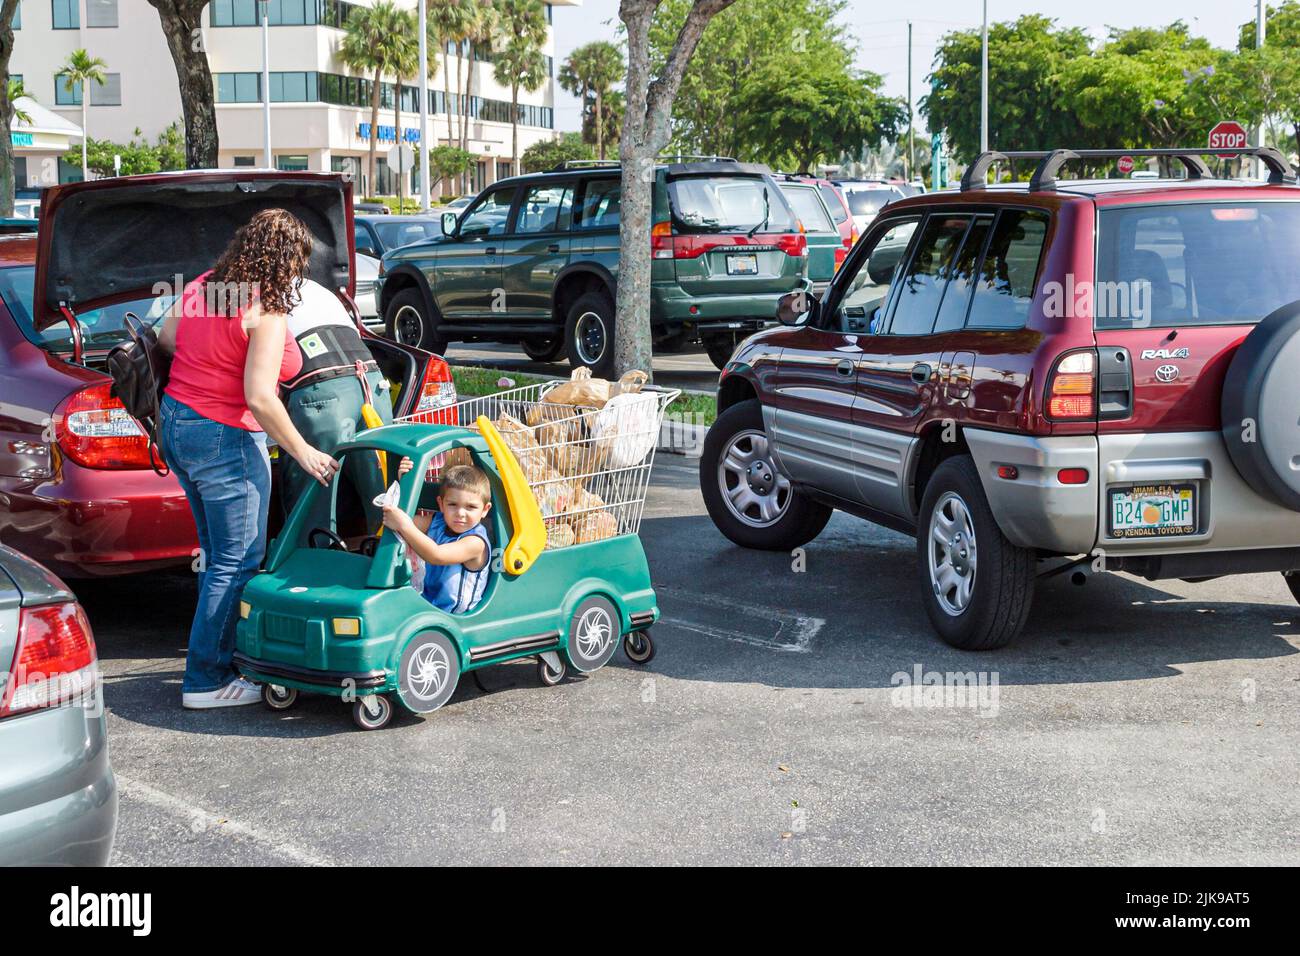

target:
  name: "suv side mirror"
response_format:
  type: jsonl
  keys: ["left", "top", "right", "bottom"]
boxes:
{"left": 777, "top": 290, "right": 818, "bottom": 326}
{"left": 441, "top": 211, "right": 459, "bottom": 236}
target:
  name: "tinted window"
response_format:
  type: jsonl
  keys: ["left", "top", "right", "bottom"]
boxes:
{"left": 964, "top": 209, "right": 1048, "bottom": 329}
{"left": 1096, "top": 202, "right": 1300, "bottom": 329}
{"left": 0, "top": 265, "right": 172, "bottom": 352}
{"left": 516, "top": 183, "right": 573, "bottom": 234}
{"left": 780, "top": 185, "right": 836, "bottom": 234}
{"left": 887, "top": 215, "right": 971, "bottom": 335}
{"left": 838, "top": 218, "right": 920, "bottom": 334}
{"left": 842, "top": 186, "right": 900, "bottom": 217}
{"left": 574, "top": 178, "right": 620, "bottom": 230}
{"left": 818, "top": 184, "right": 848, "bottom": 223}
{"left": 933, "top": 215, "right": 993, "bottom": 333}
{"left": 668, "top": 175, "right": 795, "bottom": 233}
{"left": 372, "top": 220, "right": 441, "bottom": 250}
{"left": 459, "top": 187, "right": 516, "bottom": 238}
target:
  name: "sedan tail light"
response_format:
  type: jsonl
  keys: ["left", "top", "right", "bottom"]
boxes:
{"left": 54, "top": 381, "right": 154, "bottom": 469}
{"left": 0, "top": 602, "right": 98, "bottom": 718}
{"left": 410, "top": 355, "right": 457, "bottom": 424}
{"left": 1046, "top": 350, "right": 1097, "bottom": 420}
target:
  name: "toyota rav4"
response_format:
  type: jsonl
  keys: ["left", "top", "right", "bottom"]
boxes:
{"left": 702, "top": 147, "right": 1300, "bottom": 649}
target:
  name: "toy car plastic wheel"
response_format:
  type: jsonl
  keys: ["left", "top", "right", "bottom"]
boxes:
{"left": 564, "top": 595, "right": 620, "bottom": 672}
{"left": 623, "top": 630, "right": 655, "bottom": 665}
{"left": 262, "top": 684, "right": 298, "bottom": 710}
{"left": 537, "top": 656, "right": 567, "bottom": 686}
{"left": 917, "top": 455, "right": 1034, "bottom": 650}
{"left": 352, "top": 694, "right": 394, "bottom": 731}
{"left": 396, "top": 632, "right": 460, "bottom": 714}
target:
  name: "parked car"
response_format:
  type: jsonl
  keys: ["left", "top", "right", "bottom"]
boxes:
{"left": 834, "top": 180, "right": 906, "bottom": 235}
{"left": 376, "top": 159, "right": 812, "bottom": 373}
{"left": 355, "top": 201, "right": 390, "bottom": 215}
{"left": 12, "top": 199, "right": 40, "bottom": 219}
{"left": 0, "top": 544, "right": 116, "bottom": 864}
{"left": 0, "top": 170, "right": 456, "bottom": 580}
{"left": 443, "top": 195, "right": 474, "bottom": 212}
{"left": 775, "top": 177, "right": 844, "bottom": 296}
{"left": 355, "top": 251, "right": 380, "bottom": 326}
{"left": 703, "top": 146, "right": 1300, "bottom": 649}
{"left": 354, "top": 214, "right": 444, "bottom": 259}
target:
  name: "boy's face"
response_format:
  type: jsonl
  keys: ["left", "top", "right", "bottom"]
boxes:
{"left": 438, "top": 487, "right": 490, "bottom": 535}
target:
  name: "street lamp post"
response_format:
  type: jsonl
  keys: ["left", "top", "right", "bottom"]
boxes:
{"left": 980, "top": 0, "right": 988, "bottom": 154}
{"left": 418, "top": 0, "right": 431, "bottom": 210}
{"left": 260, "top": 0, "right": 272, "bottom": 168}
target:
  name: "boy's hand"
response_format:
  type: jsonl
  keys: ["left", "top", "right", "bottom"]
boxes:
{"left": 397, "top": 456, "right": 414, "bottom": 477}
{"left": 381, "top": 504, "right": 408, "bottom": 533}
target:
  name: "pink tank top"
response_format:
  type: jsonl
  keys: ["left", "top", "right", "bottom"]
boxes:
{"left": 164, "top": 270, "right": 303, "bottom": 431}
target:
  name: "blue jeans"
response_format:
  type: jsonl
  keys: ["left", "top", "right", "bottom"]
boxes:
{"left": 160, "top": 394, "right": 271, "bottom": 693}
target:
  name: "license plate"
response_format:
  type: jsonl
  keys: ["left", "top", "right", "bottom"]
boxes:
{"left": 1108, "top": 483, "right": 1197, "bottom": 538}
{"left": 726, "top": 254, "right": 758, "bottom": 275}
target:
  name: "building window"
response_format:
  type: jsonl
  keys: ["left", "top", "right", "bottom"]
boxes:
{"left": 545, "top": 2, "right": 552, "bottom": 24}
{"left": 90, "top": 74, "right": 121, "bottom": 106}
{"left": 233, "top": 155, "right": 257, "bottom": 167}
{"left": 211, "top": 0, "right": 358, "bottom": 27}
{"left": 270, "top": 71, "right": 315, "bottom": 102}
{"left": 86, "top": 0, "right": 118, "bottom": 27}
{"left": 215, "top": 72, "right": 261, "bottom": 103}
{"left": 11, "top": 1, "right": 20, "bottom": 29}
{"left": 51, "top": 0, "right": 78, "bottom": 29}
{"left": 276, "top": 155, "right": 309, "bottom": 171}
{"left": 54, "top": 75, "right": 81, "bottom": 106}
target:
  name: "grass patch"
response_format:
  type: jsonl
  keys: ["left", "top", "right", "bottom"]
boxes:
{"left": 449, "top": 365, "right": 715, "bottom": 426}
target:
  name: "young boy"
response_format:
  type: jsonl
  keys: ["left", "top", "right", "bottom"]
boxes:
{"left": 382, "top": 462, "right": 492, "bottom": 614}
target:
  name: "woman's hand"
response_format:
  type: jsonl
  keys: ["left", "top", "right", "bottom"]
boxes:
{"left": 295, "top": 446, "right": 341, "bottom": 486}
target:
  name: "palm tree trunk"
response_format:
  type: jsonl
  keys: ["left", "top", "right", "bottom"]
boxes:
{"left": 395, "top": 83, "right": 404, "bottom": 207}
{"left": 369, "top": 67, "right": 381, "bottom": 196}
{"left": 457, "top": 45, "right": 468, "bottom": 193}
{"left": 512, "top": 82, "right": 519, "bottom": 176}
{"left": 0, "top": 0, "right": 17, "bottom": 215}
{"left": 444, "top": 45, "right": 456, "bottom": 146}
{"left": 82, "top": 89, "right": 88, "bottom": 178}
{"left": 596, "top": 89, "right": 604, "bottom": 160}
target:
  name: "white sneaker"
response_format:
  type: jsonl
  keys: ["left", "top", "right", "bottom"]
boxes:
{"left": 183, "top": 677, "right": 262, "bottom": 709}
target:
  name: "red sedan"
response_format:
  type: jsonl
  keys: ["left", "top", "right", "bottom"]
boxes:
{"left": 0, "top": 170, "right": 455, "bottom": 580}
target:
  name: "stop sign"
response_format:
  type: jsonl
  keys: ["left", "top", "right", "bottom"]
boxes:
{"left": 1208, "top": 121, "right": 1248, "bottom": 158}
{"left": 1117, "top": 155, "right": 1134, "bottom": 175}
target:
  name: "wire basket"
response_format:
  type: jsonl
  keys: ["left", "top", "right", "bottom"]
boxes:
{"left": 397, "top": 380, "right": 681, "bottom": 549}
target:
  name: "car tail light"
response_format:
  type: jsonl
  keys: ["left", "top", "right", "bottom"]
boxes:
{"left": 834, "top": 246, "right": 848, "bottom": 272}
{"left": 651, "top": 223, "right": 807, "bottom": 260}
{"left": 1057, "top": 468, "right": 1089, "bottom": 484}
{"left": 1046, "top": 350, "right": 1096, "bottom": 420}
{"left": 54, "top": 381, "right": 154, "bottom": 469}
{"left": 0, "top": 602, "right": 97, "bottom": 718}
{"left": 651, "top": 221, "right": 674, "bottom": 259}
{"left": 847, "top": 225, "right": 858, "bottom": 248}
{"left": 773, "top": 233, "right": 807, "bottom": 258}
{"left": 412, "top": 356, "right": 457, "bottom": 424}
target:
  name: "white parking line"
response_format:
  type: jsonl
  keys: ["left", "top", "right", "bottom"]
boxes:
{"left": 658, "top": 587, "right": 824, "bottom": 652}
{"left": 116, "top": 775, "right": 335, "bottom": 866}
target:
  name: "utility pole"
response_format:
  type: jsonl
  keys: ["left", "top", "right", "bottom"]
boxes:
{"left": 1257, "top": 0, "right": 1267, "bottom": 179}
{"left": 260, "top": 0, "right": 272, "bottom": 168}
{"left": 980, "top": 0, "right": 989, "bottom": 154}
{"left": 418, "top": 0, "right": 431, "bottom": 209}
{"left": 906, "top": 21, "right": 913, "bottom": 182}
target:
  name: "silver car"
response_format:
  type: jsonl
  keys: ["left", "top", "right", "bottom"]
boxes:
{"left": 0, "top": 545, "right": 116, "bottom": 864}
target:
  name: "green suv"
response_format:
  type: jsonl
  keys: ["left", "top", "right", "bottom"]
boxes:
{"left": 375, "top": 159, "right": 811, "bottom": 373}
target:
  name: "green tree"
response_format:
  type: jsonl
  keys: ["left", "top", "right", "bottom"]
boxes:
{"left": 427, "top": 0, "right": 475, "bottom": 159}
{"left": 1237, "top": 2, "right": 1300, "bottom": 155}
{"left": 492, "top": 0, "right": 549, "bottom": 174}
{"left": 155, "top": 121, "right": 186, "bottom": 171}
{"left": 58, "top": 49, "right": 108, "bottom": 180}
{"left": 7, "top": 77, "right": 29, "bottom": 126}
{"left": 737, "top": 62, "right": 903, "bottom": 171}
{"left": 923, "top": 15, "right": 1090, "bottom": 172}
{"left": 559, "top": 41, "right": 625, "bottom": 159}
{"left": 521, "top": 131, "right": 595, "bottom": 172}
{"left": 426, "top": 144, "right": 475, "bottom": 196}
{"left": 342, "top": 1, "right": 415, "bottom": 198}
{"left": 1, "top": 0, "right": 19, "bottom": 215}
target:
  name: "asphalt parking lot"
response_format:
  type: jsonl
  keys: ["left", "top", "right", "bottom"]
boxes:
{"left": 85, "top": 455, "right": 1300, "bottom": 866}
{"left": 444, "top": 340, "right": 721, "bottom": 393}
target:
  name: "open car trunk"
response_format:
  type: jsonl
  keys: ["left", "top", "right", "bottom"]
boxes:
{"left": 32, "top": 170, "right": 355, "bottom": 331}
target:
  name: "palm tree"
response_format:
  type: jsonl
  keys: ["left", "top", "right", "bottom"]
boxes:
{"left": 7, "top": 78, "right": 30, "bottom": 127}
{"left": 427, "top": 0, "right": 475, "bottom": 156}
{"left": 341, "top": 1, "right": 409, "bottom": 198}
{"left": 492, "top": 0, "right": 548, "bottom": 176}
{"left": 461, "top": 0, "right": 498, "bottom": 193}
{"left": 559, "top": 41, "right": 624, "bottom": 160}
{"left": 386, "top": 10, "right": 420, "bottom": 206}
{"left": 57, "top": 50, "right": 108, "bottom": 180}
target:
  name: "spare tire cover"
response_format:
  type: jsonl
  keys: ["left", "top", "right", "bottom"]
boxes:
{"left": 1221, "top": 300, "right": 1300, "bottom": 511}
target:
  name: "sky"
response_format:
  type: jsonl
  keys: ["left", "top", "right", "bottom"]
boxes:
{"left": 549, "top": 0, "right": 1266, "bottom": 134}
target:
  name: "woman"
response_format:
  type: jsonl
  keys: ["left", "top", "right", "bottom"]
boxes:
{"left": 159, "top": 208, "right": 340, "bottom": 710}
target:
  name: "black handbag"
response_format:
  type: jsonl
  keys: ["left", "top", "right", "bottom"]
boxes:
{"left": 106, "top": 312, "right": 171, "bottom": 477}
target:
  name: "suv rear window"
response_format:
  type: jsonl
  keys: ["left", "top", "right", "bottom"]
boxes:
{"left": 817, "top": 184, "right": 848, "bottom": 223}
{"left": 841, "top": 186, "right": 900, "bottom": 217}
{"left": 1096, "top": 202, "right": 1300, "bottom": 329}
{"left": 779, "top": 184, "right": 836, "bottom": 234}
{"left": 668, "top": 175, "right": 795, "bottom": 233}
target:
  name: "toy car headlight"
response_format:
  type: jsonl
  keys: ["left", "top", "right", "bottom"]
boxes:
{"left": 239, "top": 601, "right": 251, "bottom": 619}
{"left": 333, "top": 618, "right": 361, "bottom": 636}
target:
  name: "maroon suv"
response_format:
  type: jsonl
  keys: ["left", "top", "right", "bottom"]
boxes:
{"left": 701, "top": 147, "right": 1300, "bottom": 649}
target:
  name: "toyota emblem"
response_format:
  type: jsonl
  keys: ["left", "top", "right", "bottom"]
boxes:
{"left": 1155, "top": 364, "right": 1180, "bottom": 383}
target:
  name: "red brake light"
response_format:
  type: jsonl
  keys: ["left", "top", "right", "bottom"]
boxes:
{"left": 651, "top": 221, "right": 674, "bottom": 259}
{"left": 1046, "top": 351, "right": 1096, "bottom": 420}
{"left": 408, "top": 356, "right": 457, "bottom": 424}
{"left": 834, "top": 246, "right": 847, "bottom": 271}
{"left": 1, "top": 602, "right": 97, "bottom": 718}
{"left": 774, "top": 233, "right": 807, "bottom": 258}
{"left": 54, "top": 381, "right": 153, "bottom": 469}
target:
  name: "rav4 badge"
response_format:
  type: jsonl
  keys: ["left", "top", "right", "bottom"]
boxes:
{"left": 1141, "top": 347, "right": 1190, "bottom": 360}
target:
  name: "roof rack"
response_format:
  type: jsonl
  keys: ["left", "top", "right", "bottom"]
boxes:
{"left": 550, "top": 159, "right": 621, "bottom": 171}
{"left": 960, "top": 147, "right": 1298, "bottom": 191}
{"left": 657, "top": 154, "right": 738, "bottom": 164}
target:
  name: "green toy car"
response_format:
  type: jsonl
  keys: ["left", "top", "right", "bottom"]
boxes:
{"left": 234, "top": 415, "right": 659, "bottom": 730}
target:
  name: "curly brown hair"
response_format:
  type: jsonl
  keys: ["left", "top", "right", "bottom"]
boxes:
{"left": 210, "top": 208, "right": 313, "bottom": 316}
